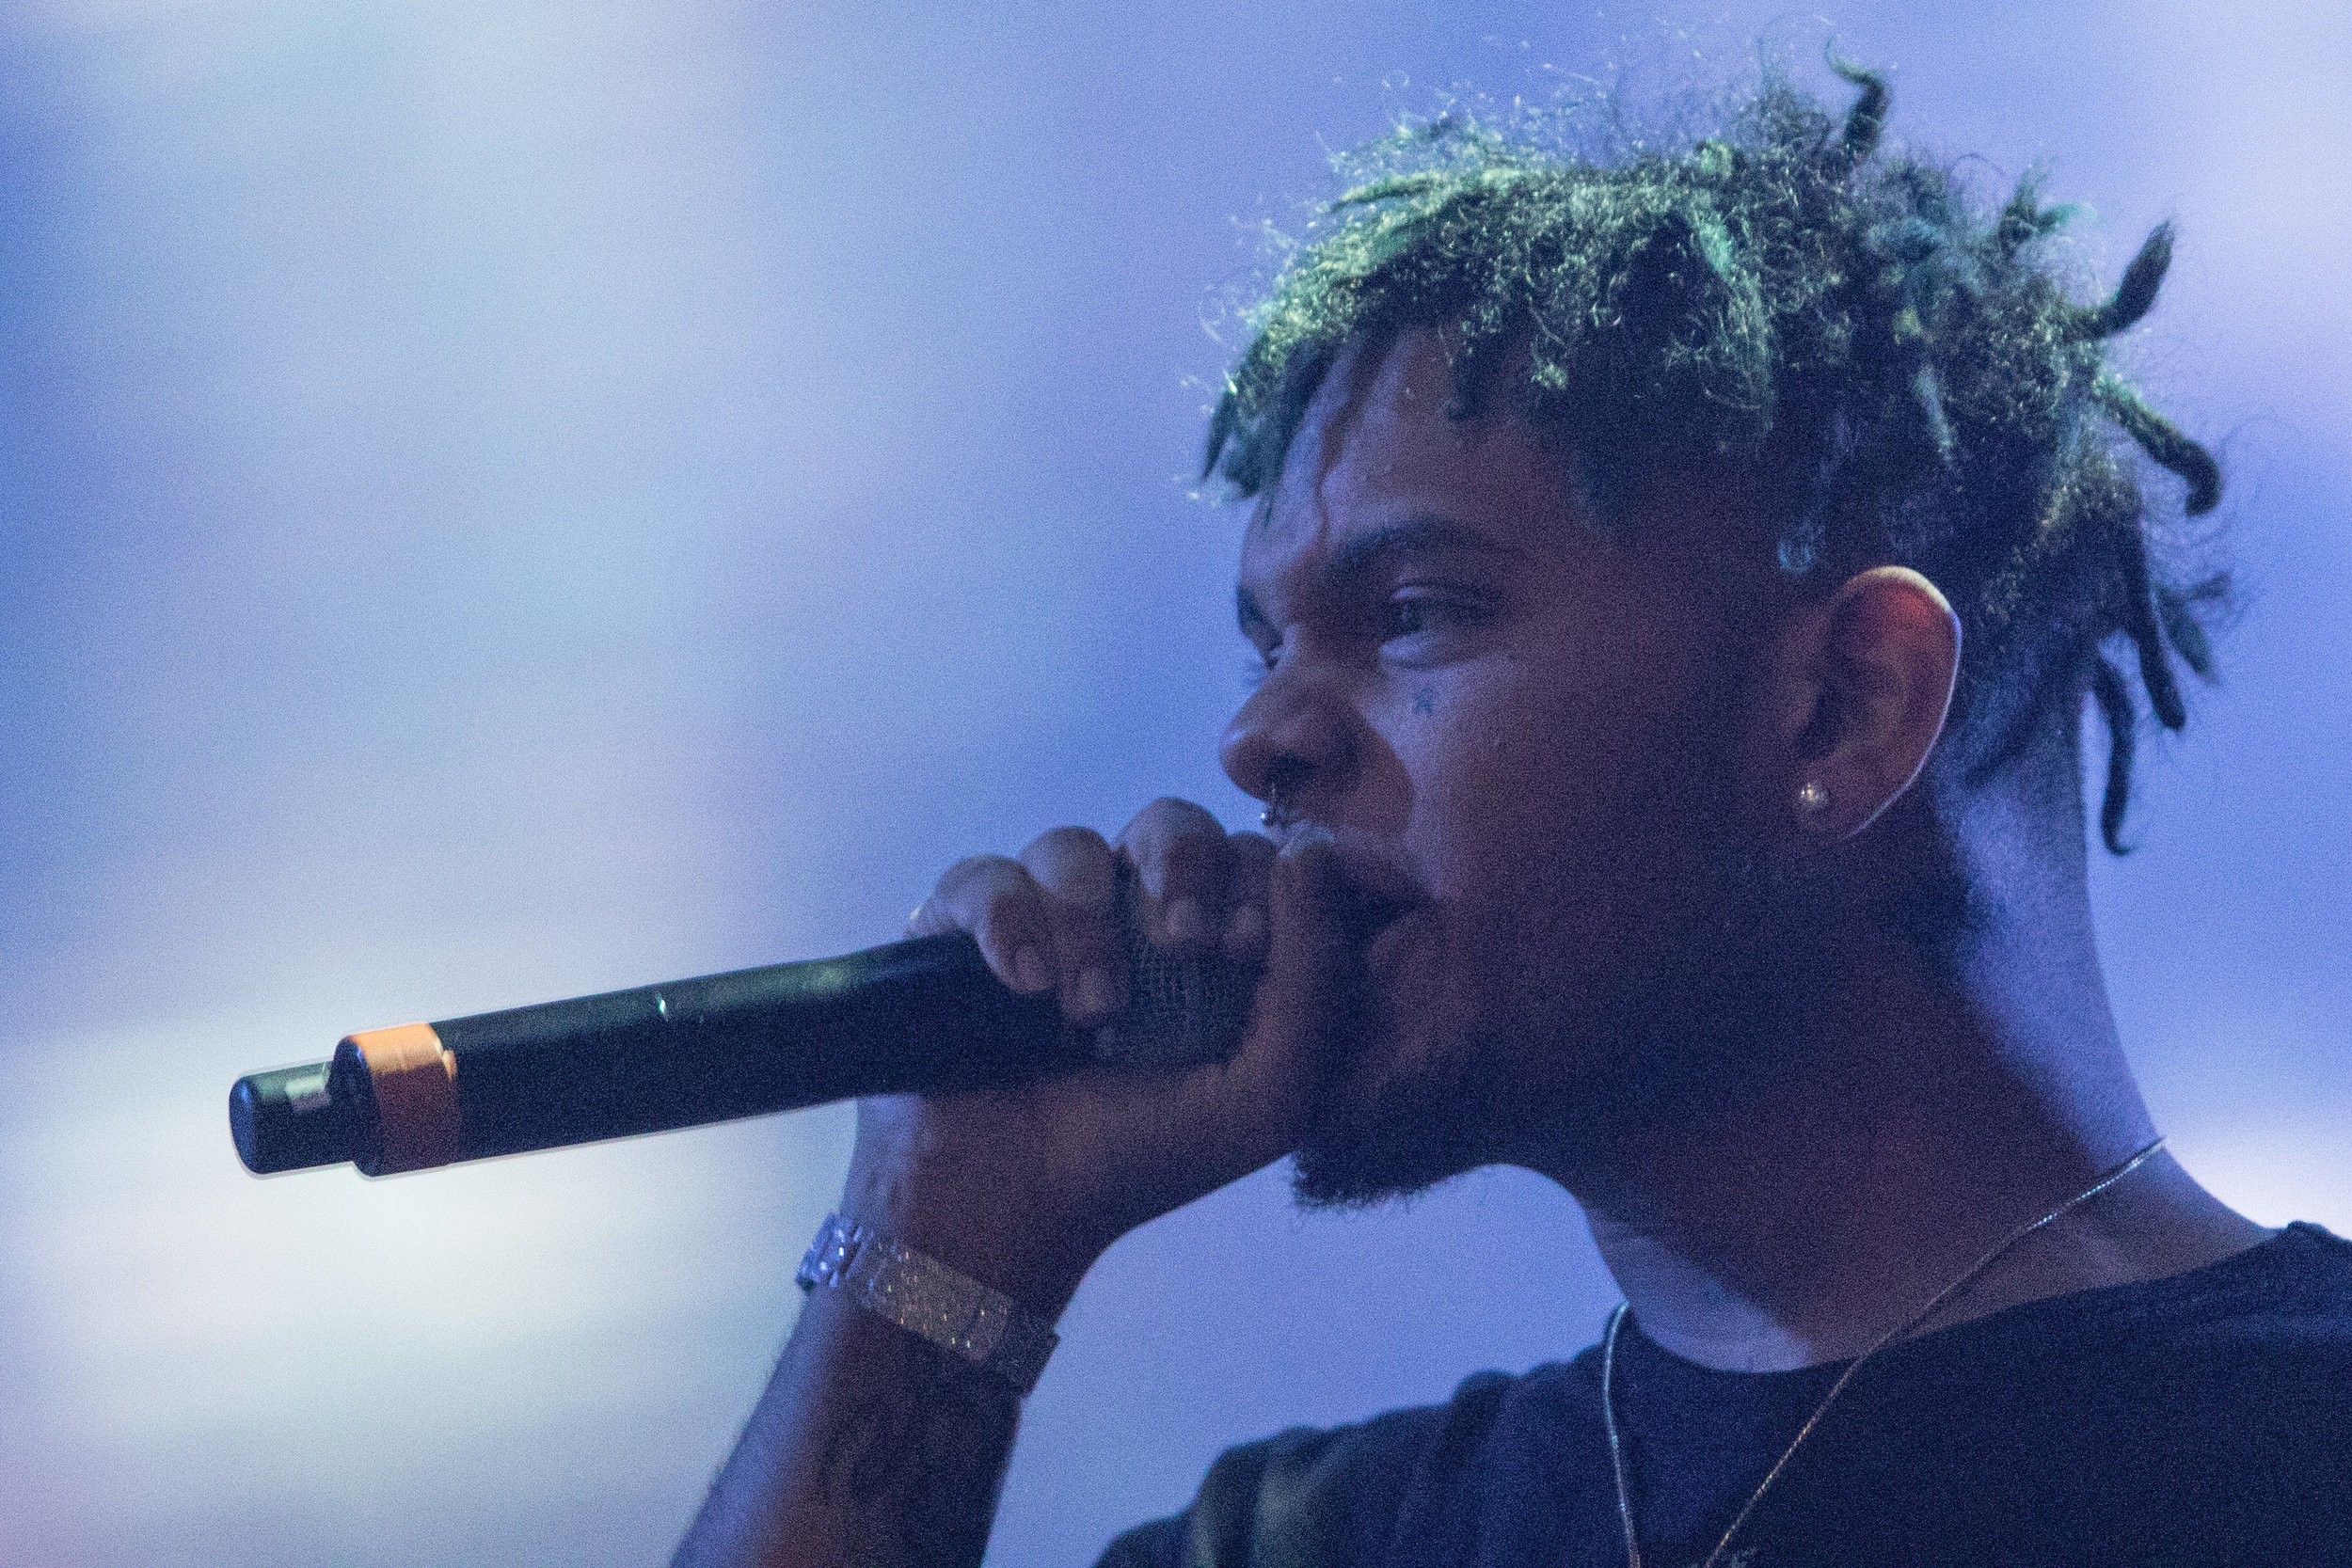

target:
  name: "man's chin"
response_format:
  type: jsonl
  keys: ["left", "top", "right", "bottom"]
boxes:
{"left": 1289, "top": 1139, "right": 1472, "bottom": 1212}
{"left": 1285, "top": 1038, "right": 1519, "bottom": 1211}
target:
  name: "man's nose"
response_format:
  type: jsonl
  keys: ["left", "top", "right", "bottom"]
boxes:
{"left": 1219, "top": 657, "right": 1358, "bottom": 823}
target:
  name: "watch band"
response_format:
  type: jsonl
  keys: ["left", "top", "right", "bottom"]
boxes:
{"left": 796, "top": 1212, "right": 1059, "bottom": 1396}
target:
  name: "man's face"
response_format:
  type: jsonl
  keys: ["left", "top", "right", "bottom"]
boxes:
{"left": 1220, "top": 326, "right": 1777, "bottom": 1204}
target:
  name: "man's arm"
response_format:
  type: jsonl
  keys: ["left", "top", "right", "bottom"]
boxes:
{"left": 671, "top": 802, "right": 1348, "bottom": 1567}
{"left": 673, "top": 1288, "right": 1019, "bottom": 1568}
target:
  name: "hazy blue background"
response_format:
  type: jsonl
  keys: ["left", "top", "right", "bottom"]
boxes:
{"left": 1, "top": 2, "right": 2344, "bottom": 1563}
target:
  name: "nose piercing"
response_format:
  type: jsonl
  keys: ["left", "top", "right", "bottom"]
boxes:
{"left": 1261, "top": 776, "right": 1294, "bottom": 832}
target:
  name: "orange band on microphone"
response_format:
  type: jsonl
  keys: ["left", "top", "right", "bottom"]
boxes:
{"left": 345, "top": 1022, "right": 459, "bottom": 1174}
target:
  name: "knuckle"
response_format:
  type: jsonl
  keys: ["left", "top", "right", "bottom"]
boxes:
{"left": 1023, "top": 826, "right": 1117, "bottom": 903}
{"left": 934, "top": 858, "right": 1036, "bottom": 935}
{"left": 1055, "top": 907, "right": 1118, "bottom": 960}
{"left": 1128, "top": 796, "right": 1221, "bottom": 846}
{"left": 1029, "top": 824, "right": 1109, "bottom": 860}
{"left": 939, "top": 852, "right": 1018, "bottom": 895}
{"left": 1123, "top": 799, "right": 1231, "bottom": 902}
{"left": 977, "top": 881, "right": 1040, "bottom": 932}
{"left": 1161, "top": 825, "right": 1224, "bottom": 877}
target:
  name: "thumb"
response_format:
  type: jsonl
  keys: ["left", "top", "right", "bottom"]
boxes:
{"left": 1070, "top": 827, "right": 1360, "bottom": 1245}
{"left": 1215, "top": 826, "right": 1359, "bottom": 1153}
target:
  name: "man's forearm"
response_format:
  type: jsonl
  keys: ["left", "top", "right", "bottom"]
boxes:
{"left": 673, "top": 1288, "right": 1023, "bottom": 1568}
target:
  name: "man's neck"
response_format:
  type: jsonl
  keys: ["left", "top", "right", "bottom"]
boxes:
{"left": 1541, "top": 877, "right": 2267, "bottom": 1372}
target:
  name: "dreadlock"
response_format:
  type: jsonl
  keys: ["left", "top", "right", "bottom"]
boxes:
{"left": 1203, "top": 55, "right": 2223, "bottom": 855}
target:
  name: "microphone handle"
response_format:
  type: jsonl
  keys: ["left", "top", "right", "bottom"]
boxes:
{"left": 231, "top": 933, "right": 1080, "bottom": 1178}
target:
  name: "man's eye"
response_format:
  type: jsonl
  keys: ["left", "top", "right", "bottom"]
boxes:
{"left": 1380, "top": 593, "right": 1472, "bottom": 641}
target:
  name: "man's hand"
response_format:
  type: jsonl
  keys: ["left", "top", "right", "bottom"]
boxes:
{"left": 673, "top": 800, "right": 1350, "bottom": 1568}
{"left": 863, "top": 797, "right": 1351, "bottom": 1317}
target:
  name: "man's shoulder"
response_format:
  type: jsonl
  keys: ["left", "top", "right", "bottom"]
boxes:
{"left": 2115, "top": 1221, "right": 2352, "bottom": 1450}
{"left": 1864, "top": 1222, "right": 2352, "bottom": 1448}
{"left": 2078, "top": 1220, "right": 2352, "bottom": 1372}
{"left": 1092, "top": 1364, "right": 1573, "bottom": 1568}
{"left": 2166, "top": 1219, "right": 2352, "bottom": 1308}
{"left": 1090, "top": 1225, "right": 2352, "bottom": 1568}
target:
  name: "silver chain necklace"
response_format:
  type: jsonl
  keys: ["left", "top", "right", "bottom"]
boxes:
{"left": 1599, "top": 1136, "right": 2168, "bottom": 1568}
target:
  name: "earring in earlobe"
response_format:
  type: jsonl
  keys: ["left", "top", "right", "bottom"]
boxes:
{"left": 1796, "top": 780, "right": 1832, "bottom": 816}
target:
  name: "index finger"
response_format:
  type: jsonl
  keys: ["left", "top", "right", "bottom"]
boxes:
{"left": 1114, "top": 797, "right": 1236, "bottom": 952}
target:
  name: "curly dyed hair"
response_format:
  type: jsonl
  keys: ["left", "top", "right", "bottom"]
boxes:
{"left": 1204, "top": 57, "right": 2222, "bottom": 854}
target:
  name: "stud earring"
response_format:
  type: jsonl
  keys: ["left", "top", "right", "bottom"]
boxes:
{"left": 1796, "top": 779, "right": 1832, "bottom": 815}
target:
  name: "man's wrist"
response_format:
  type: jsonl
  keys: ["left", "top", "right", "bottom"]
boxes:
{"left": 836, "top": 1170, "right": 1104, "bottom": 1322}
{"left": 798, "top": 1213, "right": 1061, "bottom": 1396}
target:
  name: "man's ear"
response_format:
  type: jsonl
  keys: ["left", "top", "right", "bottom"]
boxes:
{"left": 1763, "top": 565, "right": 1961, "bottom": 840}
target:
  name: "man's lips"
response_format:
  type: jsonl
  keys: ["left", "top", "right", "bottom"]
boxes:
{"left": 1322, "top": 850, "right": 1426, "bottom": 954}
{"left": 1366, "top": 903, "right": 1438, "bottom": 981}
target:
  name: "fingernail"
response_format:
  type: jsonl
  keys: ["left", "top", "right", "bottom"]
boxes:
{"left": 1223, "top": 902, "right": 1265, "bottom": 949}
{"left": 1077, "top": 965, "right": 1120, "bottom": 1018}
{"left": 1013, "top": 947, "right": 1051, "bottom": 992}
{"left": 1167, "top": 896, "right": 1211, "bottom": 944}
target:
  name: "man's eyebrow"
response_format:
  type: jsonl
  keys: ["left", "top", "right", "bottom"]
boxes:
{"left": 1328, "top": 516, "right": 1519, "bottom": 581}
{"left": 1236, "top": 516, "right": 1517, "bottom": 637}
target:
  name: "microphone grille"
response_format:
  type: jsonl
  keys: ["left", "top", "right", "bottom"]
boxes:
{"left": 1089, "top": 898, "right": 1255, "bottom": 1071}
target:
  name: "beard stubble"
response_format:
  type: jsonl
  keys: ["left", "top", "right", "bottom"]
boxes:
{"left": 1288, "top": 686, "right": 1800, "bottom": 1211}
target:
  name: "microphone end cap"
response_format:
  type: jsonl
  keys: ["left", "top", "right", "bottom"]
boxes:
{"left": 230, "top": 1062, "right": 354, "bottom": 1175}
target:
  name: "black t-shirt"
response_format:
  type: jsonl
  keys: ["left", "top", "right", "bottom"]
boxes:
{"left": 1096, "top": 1223, "right": 2352, "bottom": 1567}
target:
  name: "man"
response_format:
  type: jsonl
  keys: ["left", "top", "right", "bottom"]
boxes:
{"left": 675, "top": 63, "right": 2352, "bottom": 1567}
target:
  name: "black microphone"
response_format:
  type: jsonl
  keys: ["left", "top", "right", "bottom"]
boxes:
{"left": 228, "top": 912, "right": 1253, "bottom": 1179}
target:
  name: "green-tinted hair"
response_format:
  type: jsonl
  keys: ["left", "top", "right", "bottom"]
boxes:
{"left": 1204, "top": 58, "right": 2222, "bottom": 853}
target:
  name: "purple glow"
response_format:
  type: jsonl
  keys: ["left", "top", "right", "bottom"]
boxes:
{"left": 2, "top": 4, "right": 2345, "bottom": 1563}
